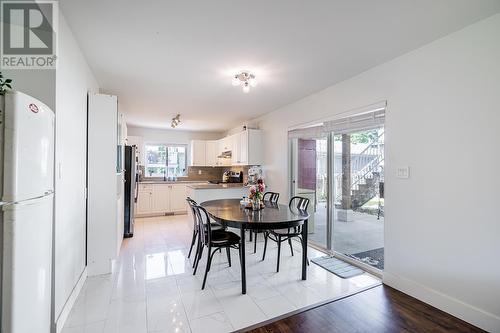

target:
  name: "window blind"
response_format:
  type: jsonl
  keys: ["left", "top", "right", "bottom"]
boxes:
{"left": 287, "top": 101, "right": 386, "bottom": 138}
{"left": 323, "top": 107, "right": 385, "bottom": 134}
{"left": 287, "top": 124, "right": 324, "bottom": 139}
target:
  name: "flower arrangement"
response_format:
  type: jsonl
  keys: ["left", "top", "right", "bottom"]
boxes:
{"left": 249, "top": 179, "right": 265, "bottom": 210}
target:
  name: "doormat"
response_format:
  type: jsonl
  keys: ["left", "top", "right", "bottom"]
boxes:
{"left": 351, "top": 248, "right": 384, "bottom": 270}
{"left": 311, "top": 256, "right": 364, "bottom": 278}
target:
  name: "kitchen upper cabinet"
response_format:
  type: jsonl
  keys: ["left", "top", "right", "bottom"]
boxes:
{"left": 240, "top": 130, "right": 249, "bottom": 164}
{"left": 218, "top": 137, "right": 232, "bottom": 166}
{"left": 170, "top": 184, "right": 187, "bottom": 211}
{"left": 219, "top": 136, "right": 232, "bottom": 153}
{"left": 190, "top": 140, "right": 206, "bottom": 166}
{"left": 189, "top": 129, "right": 262, "bottom": 167}
{"left": 205, "top": 141, "right": 218, "bottom": 166}
{"left": 231, "top": 129, "right": 260, "bottom": 165}
{"left": 231, "top": 133, "right": 242, "bottom": 165}
{"left": 245, "top": 129, "right": 262, "bottom": 165}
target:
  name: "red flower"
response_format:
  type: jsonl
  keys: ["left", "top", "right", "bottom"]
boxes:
{"left": 250, "top": 186, "right": 256, "bottom": 194}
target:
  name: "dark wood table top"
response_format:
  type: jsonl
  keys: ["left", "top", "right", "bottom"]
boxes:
{"left": 200, "top": 198, "right": 309, "bottom": 230}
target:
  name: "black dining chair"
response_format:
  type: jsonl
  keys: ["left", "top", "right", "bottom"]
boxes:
{"left": 263, "top": 191, "right": 280, "bottom": 204}
{"left": 186, "top": 197, "right": 222, "bottom": 268}
{"left": 192, "top": 205, "right": 241, "bottom": 290}
{"left": 250, "top": 192, "right": 280, "bottom": 254}
{"left": 262, "top": 196, "right": 310, "bottom": 272}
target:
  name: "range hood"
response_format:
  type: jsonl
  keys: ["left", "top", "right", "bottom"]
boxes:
{"left": 217, "top": 150, "right": 232, "bottom": 159}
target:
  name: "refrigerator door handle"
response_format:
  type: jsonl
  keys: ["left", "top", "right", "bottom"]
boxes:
{"left": 0, "top": 192, "right": 54, "bottom": 207}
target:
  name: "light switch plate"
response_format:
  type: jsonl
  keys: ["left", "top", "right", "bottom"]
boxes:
{"left": 397, "top": 167, "right": 410, "bottom": 179}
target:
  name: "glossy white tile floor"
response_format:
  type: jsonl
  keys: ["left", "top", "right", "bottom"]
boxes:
{"left": 63, "top": 215, "right": 380, "bottom": 333}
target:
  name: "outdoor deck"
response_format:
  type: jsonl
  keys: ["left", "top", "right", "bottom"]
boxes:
{"left": 308, "top": 202, "right": 384, "bottom": 269}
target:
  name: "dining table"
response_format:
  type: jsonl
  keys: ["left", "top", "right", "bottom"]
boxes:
{"left": 200, "top": 198, "right": 310, "bottom": 294}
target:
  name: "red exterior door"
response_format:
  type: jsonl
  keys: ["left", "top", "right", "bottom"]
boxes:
{"left": 298, "top": 139, "right": 316, "bottom": 191}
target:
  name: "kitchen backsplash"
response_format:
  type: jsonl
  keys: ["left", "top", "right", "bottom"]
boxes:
{"left": 184, "top": 166, "right": 250, "bottom": 183}
{"left": 184, "top": 166, "right": 223, "bottom": 181}
{"left": 139, "top": 165, "right": 250, "bottom": 183}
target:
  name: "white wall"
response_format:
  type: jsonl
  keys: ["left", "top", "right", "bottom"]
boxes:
{"left": 127, "top": 125, "right": 223, "bottom": 166}
{"left": 127, "top": 125, "right": 222, "bottom": 144}
{"left": 0, "top": 70, "right": 56, "bottom": 110}
{"left": 254, "top": 13, "right": 500, "bottom": 332}
{"left": 54, "top": 13, "right": 99, "bottom": 328}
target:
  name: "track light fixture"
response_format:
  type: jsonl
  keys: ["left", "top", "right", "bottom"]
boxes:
{"left": 171, "top": 114, "right": 181, "bottom": 128}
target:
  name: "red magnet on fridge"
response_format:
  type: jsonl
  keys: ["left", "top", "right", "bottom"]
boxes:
{"left": 29, "top": 103, "right": 39, "bottom": 113}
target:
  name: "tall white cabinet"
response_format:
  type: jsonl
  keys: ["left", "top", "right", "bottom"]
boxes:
{"left": 87, "top": 93, "right": 121, "bottom": 276}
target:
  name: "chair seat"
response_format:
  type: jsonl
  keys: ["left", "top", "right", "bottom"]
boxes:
{"left": 211, "top": 222, "right": 223, "bottom": 230}
{"left": 210, "top": 230, "right": 240, "bottom": 246}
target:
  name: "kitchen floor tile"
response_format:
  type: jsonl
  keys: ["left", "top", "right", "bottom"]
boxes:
{"left": 189, "top": 312, "right": 233, "bottom": 333}
{"left": 62, "top": 214, "right": 380, "bottom": 333}
{"left": 254, "top": 294, "right": 297, "bottom": 318}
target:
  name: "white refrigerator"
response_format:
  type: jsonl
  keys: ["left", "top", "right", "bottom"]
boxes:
{"left": 0, "top": 91, "right": 55, "bottom": 333}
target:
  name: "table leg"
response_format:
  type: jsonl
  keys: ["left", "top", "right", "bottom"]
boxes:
{"left": 302, "top": 219, "right": 308, "bottom": 280}
{"left": 240, "top": 227, "right": 246, "bottom": 294}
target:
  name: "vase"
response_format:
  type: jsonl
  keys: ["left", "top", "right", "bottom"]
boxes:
{"left": 252, "top": 198, "right": 261, "bottom": 211}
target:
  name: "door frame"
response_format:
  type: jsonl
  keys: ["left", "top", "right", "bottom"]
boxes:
{"left": 288, "top": 120, "right": 385, "bottom": 277}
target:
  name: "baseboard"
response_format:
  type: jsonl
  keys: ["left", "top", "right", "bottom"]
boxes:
{"left": 135, "top": 211, "right": 187, "bottom": 218}
{"left": 383, "top": 272, "right": 500, "bottom": 332}
{"left": 55, "top": 267, "right": 88, "bottom": 333}
{"left": 87, "top": 258, "right": 112, "bottom": 276}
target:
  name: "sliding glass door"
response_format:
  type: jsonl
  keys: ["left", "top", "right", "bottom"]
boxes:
{"left": 332, "top": 128, "right": 384, "bottom": 270}
{"left": 288, "top": 104, "right": 385, "bottom": 271}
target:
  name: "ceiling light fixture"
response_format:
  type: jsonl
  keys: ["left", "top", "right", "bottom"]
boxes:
{"left": 232, "top": 71, "right": 257, "bottom": 93}
{"left": 171, "top": 114, "right": 181, "bottom": 128}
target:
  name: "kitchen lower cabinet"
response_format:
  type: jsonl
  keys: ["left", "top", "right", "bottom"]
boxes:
{"left": 137, "top": 190, "right": 153, "bottom": 214}
{"left": 170, "top": 184, "right": 187, "bottom": 212}
{"left": 136, "top": 183, "right": 187, "bottom": 216}
{"left": 152, "top": 184, "right": 170, "bottom": 213}
{"left": 137, "top": 184, "right": 153, "bottom": 214}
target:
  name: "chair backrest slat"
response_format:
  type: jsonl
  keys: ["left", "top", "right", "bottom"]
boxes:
{"left": 289, "top": 196, "right": 310, "bottom": 211}
{"left": 263, "top": 191, "right": 280, "bottom": 204}
{"left": 186, "top": 197, "right": 199, "bottom": 229}
{"left": 193, "top": 205, "right": 212, "bottom": 245}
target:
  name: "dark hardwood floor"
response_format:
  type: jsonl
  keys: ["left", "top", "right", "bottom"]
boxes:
{"left": 247, "top": 285, "right": 484, "bottom": 333}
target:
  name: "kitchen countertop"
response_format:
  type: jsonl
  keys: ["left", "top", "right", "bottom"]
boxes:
{"left": 139, "top": 180, "right": 210, "bottom": 184}
{"left": 187, "top": 183, "right": 249, "bottom": 190}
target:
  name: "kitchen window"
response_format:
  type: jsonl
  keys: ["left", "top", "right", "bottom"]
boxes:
{"left": 145, "top": 144, "right": 187, "bottom": 178}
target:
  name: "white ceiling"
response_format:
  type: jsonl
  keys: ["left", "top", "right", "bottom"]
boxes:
{"left": 61, "top": 0, "right": 500, "bottom": 131}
